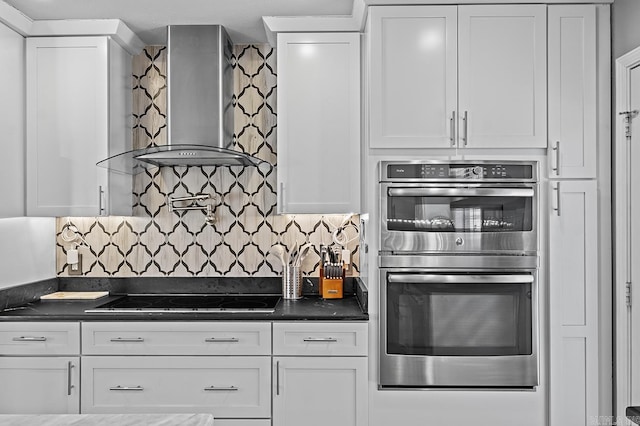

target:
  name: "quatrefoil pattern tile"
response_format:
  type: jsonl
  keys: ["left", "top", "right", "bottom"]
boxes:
{"left": 55, "top": 45, "right": 360, "bottom": 278}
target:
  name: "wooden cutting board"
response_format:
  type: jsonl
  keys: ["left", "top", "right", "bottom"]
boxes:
{"left": 40, "top": 291, "right": 109, "bottom": 301}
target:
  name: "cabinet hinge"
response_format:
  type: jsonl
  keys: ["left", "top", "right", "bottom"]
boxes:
{"left": 626, "top": 281, "right": 632, "bottom": 307}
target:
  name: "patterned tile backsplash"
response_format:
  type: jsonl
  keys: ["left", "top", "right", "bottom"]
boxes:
{"left": 55, "top": 45, "right": 359, "bottom": 278}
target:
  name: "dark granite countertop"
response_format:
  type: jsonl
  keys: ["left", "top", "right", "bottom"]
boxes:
{"left": 0, "top": 277, "right": 368, "bottom": 322}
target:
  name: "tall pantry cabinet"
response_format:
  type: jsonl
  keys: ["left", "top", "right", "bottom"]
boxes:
{"left": 26, "top": 36, "right": 132, "bottom": 217}
{"left": 547, "top": 5, "right": 609, "bottom": 426}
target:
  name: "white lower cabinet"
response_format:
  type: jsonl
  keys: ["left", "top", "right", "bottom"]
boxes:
{"left": 0, "top": 357, "right": 79, "bottom": 414}
{"left": 81, "top": 356, "right": 271, "bottom": 417}
{"left": 272, "top": 322, "right": 368, "bottom": 426}
{"left": 273, "top": 356, "right": 368, "bottom": 426}
{"left": 0, "top": 322, "right": 80, "bottom": 414}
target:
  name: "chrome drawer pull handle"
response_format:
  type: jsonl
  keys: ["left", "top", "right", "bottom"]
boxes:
{"left": 303, "top": 337, "right": 338, "bottom": 343}
{"left": 67, "top": 362, "right": 74, "bottom": 396}
{"left": 12, "top": 336, "right": 47, "bottom": 342}
{"left": 109, "top": 385, "right": 144, "bottom": 391}
{"left": 204, "top": 337, "right": 239, "bottom": 343}
{"left": 110, "top": 337, "right": 145, "bottom": 342}
{"left": 204, "top": 386, "right": 238, "bottom": 392}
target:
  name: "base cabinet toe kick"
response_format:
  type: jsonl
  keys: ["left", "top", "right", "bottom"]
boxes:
{"left": 0, "top": 321, "right": 368, "bottom": 426}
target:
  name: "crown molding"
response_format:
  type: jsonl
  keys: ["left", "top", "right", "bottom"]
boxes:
{"left": 0, "top": 3, "right": 144, "bottom": 55}
{"left": 263, "top": 0, "right": 613, "bottom": 46}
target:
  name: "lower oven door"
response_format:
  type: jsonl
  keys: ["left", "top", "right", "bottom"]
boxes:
{"left": 379, "top": 270, "right": 538, "bottom": 388}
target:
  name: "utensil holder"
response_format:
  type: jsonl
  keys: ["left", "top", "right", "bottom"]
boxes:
{"left": 282, "top": 265, "right": 302, "bottom": 300}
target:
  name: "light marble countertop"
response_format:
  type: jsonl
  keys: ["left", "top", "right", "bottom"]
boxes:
{"left": 0, "top": 413, "right": 214, "bottom": 425}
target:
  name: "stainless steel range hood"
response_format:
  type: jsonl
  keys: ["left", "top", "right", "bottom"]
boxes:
{"left": 98, "top": 25, "right": 269, "bottom": 174}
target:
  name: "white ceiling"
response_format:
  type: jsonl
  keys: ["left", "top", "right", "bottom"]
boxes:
{"left": 3, "top": 0, "right": 355, "bottom": 45}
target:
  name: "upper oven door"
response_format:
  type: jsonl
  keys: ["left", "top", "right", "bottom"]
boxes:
{"left": 380, "top": 183, "right": 537, "bottom": 254}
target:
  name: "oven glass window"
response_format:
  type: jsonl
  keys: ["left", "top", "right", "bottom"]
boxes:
{"left": 386, "top": 194, "right": 532, "bottom": 232}
{"left": 386, "top": 280, "right": 532, "bottom": 356}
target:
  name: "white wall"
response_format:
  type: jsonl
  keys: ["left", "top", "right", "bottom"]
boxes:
{"left": 0, "top": 218, "right": 56, "bottom": 289}
{"left": 613, "top": 0, "right": 640, "bottom": 59}
{"left": 0, "top": 21, "right": 25, "bottom": 217}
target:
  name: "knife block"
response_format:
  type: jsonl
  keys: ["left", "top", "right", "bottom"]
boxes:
{"left": 321, "top": 278, "right": 343, "bottom": 299}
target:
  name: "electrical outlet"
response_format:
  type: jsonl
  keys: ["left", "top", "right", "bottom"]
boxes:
{"left": 68, "top": 254, "right": 83, "bottom": 275}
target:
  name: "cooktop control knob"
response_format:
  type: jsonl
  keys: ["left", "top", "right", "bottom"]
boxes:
{"left": 472, "top": 166, "right": 483, "bottom": 176}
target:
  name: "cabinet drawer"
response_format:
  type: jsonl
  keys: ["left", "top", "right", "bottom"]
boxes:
{"left": 273, "top": 322, "right": 368, "bottom": 356}
{"left": 81, "top": 322, "right": 271, "bottom": 355}
{"left": 81, "top": 356, "right": 271, "bottom": 418}
{"left": 0, "top": 322, "right": 80, "bottom": 355}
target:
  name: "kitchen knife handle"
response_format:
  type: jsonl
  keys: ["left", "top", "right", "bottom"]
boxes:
{"left": 110, "top": 337, "right": 145, "bottom": 343}
{"left": 109, "top": 385, "right": 144, "bottom": 391}
{"left": 12, "top": 336, "right": 47, "bottom": 342}
{"left": 303, "top": 337, "right": 338, "bottom": 342}
{"left": 553, "top": 182, "right": 561, "bottom": 216}
{"left": 551, "top": 141, "right": 561, "bottom": 176}
{"left": 204, "top": 337, "right": 239, "bottom": 343}
{"left": 204, "top": 386, "right": 238, "bottom": 391}
{"left": 449, "top": 111, "right": 456, "bottom": 146}
{"left": 67, "top": 361, "right": 74, "bottom": 396}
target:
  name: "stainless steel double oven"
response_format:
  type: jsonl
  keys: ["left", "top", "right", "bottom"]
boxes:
{"left": 379, "top": 161, "right": 539, "bottom": 388}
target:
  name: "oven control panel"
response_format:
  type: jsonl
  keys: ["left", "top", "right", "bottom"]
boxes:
{"left": 383, "top": 162, "right": 536, "bottom": 181}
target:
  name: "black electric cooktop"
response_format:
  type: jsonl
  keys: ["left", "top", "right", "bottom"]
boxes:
{"left": 85, "top": 294, "right": 281, "bottom": 314}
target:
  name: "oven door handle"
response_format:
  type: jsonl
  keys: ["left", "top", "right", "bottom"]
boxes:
{"left": 387, "top": 187, "right": 534, "bottom": 198}
{"left": 387, "top": 274, "right": 534, "bottom": 284}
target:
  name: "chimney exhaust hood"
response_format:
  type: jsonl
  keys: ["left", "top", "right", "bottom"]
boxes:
{"left": 97, "top": 25, "right": 270, "bottom": 174}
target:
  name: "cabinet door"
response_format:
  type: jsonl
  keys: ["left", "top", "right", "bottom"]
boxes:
{"left": 273, "top": 357, "right": 368, "bottom": 426}
{"left": 0, "top": 23, "right": 25, "bottom": 217}
{"left": 369, "top": 6, "right": 457, "bottom": 149}
{"left": 458, "top": 5, "right": 546, "bottom": 149}
{"left": 549, "top": 180, "right": 599, "bottom": 426}
{"left": 0, "top": 357, "right": 79, "bottom": 414}
{"left": 277, "top": 33, "right": 360, "bottom": 214}
{"left": 26, "top": 37, "right": 109, "bottom": 217}
{"left": 548, "top": 5, "right": 597, "bottom": 178}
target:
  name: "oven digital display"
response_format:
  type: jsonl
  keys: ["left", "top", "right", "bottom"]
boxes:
{"left": 386, "top": 163, "right": 533, "bottom": 180}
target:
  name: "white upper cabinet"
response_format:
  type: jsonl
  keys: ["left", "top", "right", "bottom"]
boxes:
{"left": 369, "top": 5, "right": 546, "bottom": 149}
{"left": 458, "top": 5, "right": 546, "bottom": 149}
{"left": 277, "top": 33, "right": 360, "bottom": 214}
{"left": 0, "top": 23, "right": 25, "bottom": 218}
{"left": 548, "top": 5, "right": 597, "bottom": 179}
{"left": 369, "top": 6, "right": 457, "bottom": 149}
{"left": 26, "top": 36, "right": 132, "bottom": 217}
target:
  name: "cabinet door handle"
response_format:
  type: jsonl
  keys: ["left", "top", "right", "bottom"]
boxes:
{"left": 551, "top": 141, "right": 561, "bottom": 176}
{"left": 110, "top": 337, "right": 145, "bottom": 343}
{"left": 303, "top": 337, "right": 338, "bottom": 343}
{"left": 204, "top": 337, "right": 239, "bottom": 343}
{"left": 279, "top": 182, "right": 285, "bottom": 208}
{"left": 449, "top": 111, "right": 456, "bottom": 146}
{"left": 12, "top": 336, "right": 47, "bottom": 342}
{"left": 461, "top": 111, "right": 468, "bottom": 146}
{"left": 109, "top": 385, "right": 144, "bottom": 391}
{"left": 276, "top": 360, "right": 280, "bottom": 396}
{"left": 204, "top": 386, "right": 238, "bottom": 391}
{"left": 98, "top": 185, "right": 106, "bottom": 216}
{"left": 67, "top": 361, "right": 74, "bottom": 396}
{"left": 553, "top": 182, "right": 561, "bottom": 216}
